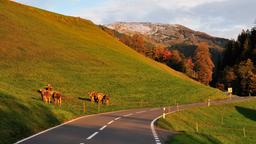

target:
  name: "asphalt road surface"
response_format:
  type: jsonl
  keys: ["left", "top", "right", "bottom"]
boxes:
{"left": 16, "top": 96, "right": 255, "bottom": 144}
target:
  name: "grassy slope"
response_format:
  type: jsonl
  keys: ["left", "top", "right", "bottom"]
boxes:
{"left": 158, "top": 99, "right": 256, "bottom": 144}
{"left": 0, "top": 1, "right": 224, "bottom": 143}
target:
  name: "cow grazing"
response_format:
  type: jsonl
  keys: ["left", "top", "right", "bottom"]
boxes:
{"left": 94, "top": 92, "right": 105, "bottom": 104}
{"left": 88, "top": 91, "right": 110, "bottom": 105}
{"left": 102, "top": 95, "right": 110, "bottom": 105}
{"left": 88, "top": 91, "right": 97, "bottom": 103}
{"left": 52, "top": 91, "right": 62, "bottom": 106}
{"left": 38, "top": 89, "right": 52, "bottom": 104}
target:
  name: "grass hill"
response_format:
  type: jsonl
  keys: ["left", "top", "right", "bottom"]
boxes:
{"left": 0, "top": 0, "right": 225, "bottom": 143}
{"left": 158, "top": 98, "right": 256, "bottom": 144}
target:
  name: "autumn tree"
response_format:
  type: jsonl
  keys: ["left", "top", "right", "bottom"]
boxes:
{"left": 184, "top": 57, "right": 195, "bottom": 78}
{"left": 163, "top": 49, "right": 172, "bottom": 61}
{"left": 131, "top": 34, "right": 146, "bottom": 53}
{"left": 235, "top": 59, "right": 255, "bottom": 95}
{"left": 194, "top": 42, "right": 215, "bottom": 85}
{"left": 154, "top": 45, "right": 167, "bottom": 62}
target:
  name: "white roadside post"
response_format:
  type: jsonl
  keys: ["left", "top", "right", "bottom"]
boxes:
{"left": 163, "top": 107, "right": 166, "bottom": 119}
{"left": 176, "top": 103, "right": 179, "bottom": 112}
{"left": 228, "top": 87, "right": 232, "bottom": 99}
{"left": 243, "top": 127, "right": 246, "bottom": 137}
{"left": 207, "top": 99, "right": 211, "bottom": 107}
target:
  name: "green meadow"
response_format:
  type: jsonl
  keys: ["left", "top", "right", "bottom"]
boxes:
{"left": 158, "top": 99, "right": 256, "bottom": 144}
{"left": 0, "top": 0, "right": 224, "bottom": 143}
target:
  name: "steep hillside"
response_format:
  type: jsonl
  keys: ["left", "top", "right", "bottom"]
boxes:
{"left": 0, "top": 1, "right": 224, "bottom": 143}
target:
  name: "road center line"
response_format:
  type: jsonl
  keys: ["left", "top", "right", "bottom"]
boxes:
{"left": 136, "top": 110, "right": 146, "bottom": 114}
{"left": 86, "top": 132, "right": 99, "bottom": 140}
{"left": 150, "top": 108, "right": 158, "bottom": 111}
{"left": 123, "top": 113, "right": 133, "bottom": 117}
{"left": 114, "top": 117, "right": 121, "bottom": 120}
{"left": 107, "top": 120, "right": 114, "bottom": 125}
{"left": 99, "top": 125, "right": 107, "bottom": 131}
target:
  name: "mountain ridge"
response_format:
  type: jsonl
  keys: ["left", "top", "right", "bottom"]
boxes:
{"left": 106, "top": 22, "right": 228, "bottom": 48}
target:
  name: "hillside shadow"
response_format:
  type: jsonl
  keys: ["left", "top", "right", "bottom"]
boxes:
{"left": 235, "top": 106, "right": 256, "bottom": 121}
{"left": 0, "top": 92, "right": 61, "bottom": 143}
{"left": 169, "top": 132, "right": 222, "bottom": 144}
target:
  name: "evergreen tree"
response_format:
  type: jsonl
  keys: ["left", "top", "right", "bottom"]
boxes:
{"left": 223, "top": 66, "right": 236, "bottom": 87}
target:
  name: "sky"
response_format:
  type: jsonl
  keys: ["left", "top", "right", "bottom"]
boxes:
{"left": 14, "top": 0, "right": 256, "bottom": 39}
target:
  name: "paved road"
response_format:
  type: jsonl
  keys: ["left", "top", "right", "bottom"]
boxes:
{"left": 16, "top": 96, "right": 255, "bottom": 144}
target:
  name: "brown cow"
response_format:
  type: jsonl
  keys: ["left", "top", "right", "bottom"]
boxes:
{"left": 88, "top": 91, "right": 97, "bottom": 103}
{"left": 38, "top": 89, "right": 52, "bottom": 104}
{"left": 52, "top": 91, "right": 62, "bottom": 106}
{"left": 88, "top": 91, "right": 110, "bottom": 105}
{"left": 102, "top": 95, "right": 110, "bottom": 105}
{"left": 45, "top": 84, "right": 53, "bottom": 91}
{"left": 94, "top": 92, "right": 104, "bottom": 104}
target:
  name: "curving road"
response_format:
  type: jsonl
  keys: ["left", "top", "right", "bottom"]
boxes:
{"left": 15, "top": 96, "right": 255, "bottom": 144}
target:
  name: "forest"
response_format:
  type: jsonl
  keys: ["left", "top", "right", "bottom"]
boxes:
{"left": 216, "top": 27, "right": 256, "bottom": 96}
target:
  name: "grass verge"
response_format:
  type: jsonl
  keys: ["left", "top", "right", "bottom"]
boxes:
{"left": 157, "top": 99, "right": 256, "bottom": 144}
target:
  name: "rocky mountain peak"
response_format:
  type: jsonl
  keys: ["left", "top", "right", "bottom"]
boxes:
{"left": 106, "top": 22, "right": 227, "bottom": 48}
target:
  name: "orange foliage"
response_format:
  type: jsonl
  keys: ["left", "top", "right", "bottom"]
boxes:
{"left": 194, "top": 42, "right": 215, "bottom": 85}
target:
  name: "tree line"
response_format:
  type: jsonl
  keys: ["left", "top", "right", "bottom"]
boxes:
{"left": 216, "top": 27, "right": 256, "bottom": 96}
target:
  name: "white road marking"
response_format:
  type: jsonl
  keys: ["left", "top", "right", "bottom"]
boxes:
{"left": 151, "top": 110, "right": 177, "bottom": 144}
{"left": 150, "top": 108, "right": 158, "bottom": 111}
{"left": 99, "top": 125, "right": 107, "bottom": 131}
{"left": 136, "top": 110, "right": 146, "bottom": 114}
{"left": 15, "top": 109, "right": 132, "bottom": 144}
{"left": 123, "top": 113, "right": 133, "bottom": 117}
{"left": 115, "top": 117, "right": 121, "bottom": 120}
{"left": 79, "top": 143, "right": 84, "bottom": 144}
{"left": 15, "top": 115, "right": 92, "bottom": 144}
{"left": 107, "top": 120, "right": 114, "bottom": 125}
{"left": 151, "top": 117, "right": 161, "bottom": 144}
{"left": 86, "top": 132, "right": 99, "bottom": 140}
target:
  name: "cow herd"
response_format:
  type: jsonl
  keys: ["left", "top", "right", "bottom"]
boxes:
{"left": 37, "top": 84, "right": 62, "bottom": 106}
{"left": 37, "top": 84, "right": 110, "bottom": 107}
